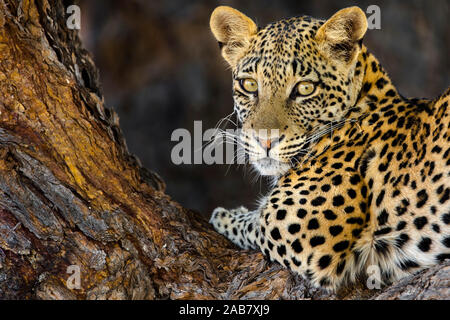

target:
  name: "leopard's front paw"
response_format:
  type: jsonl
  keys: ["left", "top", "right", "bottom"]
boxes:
{"left": 209, "top": 206, "right": 248, "bottom": 235}
{"left": 210, "top": 206, "right": 260, "bottom": 250}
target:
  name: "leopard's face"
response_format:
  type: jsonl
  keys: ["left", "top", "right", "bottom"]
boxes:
{"left": 211, "top": 8, "right": 367, "bottom": 176}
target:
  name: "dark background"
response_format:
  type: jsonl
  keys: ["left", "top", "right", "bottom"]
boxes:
{"left": 77, "top": 0, "right": 449, "bottom": 217}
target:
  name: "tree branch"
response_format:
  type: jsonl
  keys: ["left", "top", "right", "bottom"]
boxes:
{"left": 0, "top": 0, "right": 447, "bottom": 300}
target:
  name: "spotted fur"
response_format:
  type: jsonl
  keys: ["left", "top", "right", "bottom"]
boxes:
{"left": 209, "top": 6, "right": 450, "bottom": 290}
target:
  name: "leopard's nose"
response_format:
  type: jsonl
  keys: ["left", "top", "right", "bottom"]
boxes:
{"left": 256, "top": 136, "right": 279, "bottom": 151}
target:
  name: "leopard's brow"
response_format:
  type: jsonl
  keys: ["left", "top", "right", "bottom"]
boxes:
{"left": 237, "top": 56, "right": 261, "bottom": 75}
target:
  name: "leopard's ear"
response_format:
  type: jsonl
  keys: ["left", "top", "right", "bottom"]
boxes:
{"left": 315, "top": 7, "right": 367, "bottom": 64}
{"left": 210, "top": 6, "right": 258, "bottom": 67}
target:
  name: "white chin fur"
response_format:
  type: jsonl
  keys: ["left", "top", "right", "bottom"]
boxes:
{"left": 252, "top": 158, "right": 291, "bottom": 176}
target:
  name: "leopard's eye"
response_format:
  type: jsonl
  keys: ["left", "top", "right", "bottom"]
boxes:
{"left": 239, "top": 78, "right": 258, "bottom": 94}
{"left": 292, "top": 81, "right": 316, "bottom": 97}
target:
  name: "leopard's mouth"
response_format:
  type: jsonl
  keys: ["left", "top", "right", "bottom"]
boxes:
{"left": 252, "top": 157, "right": 291, "bottom": 176}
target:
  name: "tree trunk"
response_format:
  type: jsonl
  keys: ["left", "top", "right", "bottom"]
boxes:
{"left": 0, "top": 0, "right": 447, "bottom": 300}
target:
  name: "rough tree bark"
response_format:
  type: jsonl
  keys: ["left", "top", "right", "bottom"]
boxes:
{"left": 0, "top": 0, "right": 447, "bottom": 300}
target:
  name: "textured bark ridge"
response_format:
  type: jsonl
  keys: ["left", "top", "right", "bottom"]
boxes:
{"left": 0, "top": 0, "right": 447, "bottom": 300}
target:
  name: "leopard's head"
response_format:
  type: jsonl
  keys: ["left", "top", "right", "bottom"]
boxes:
{"left": 210, "top": 6, "right": 368, "bottom": 176}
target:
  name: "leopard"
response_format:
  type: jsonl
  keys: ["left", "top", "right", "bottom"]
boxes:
{"left": 207, "top": 5, "right": 450, "bottom": 291}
